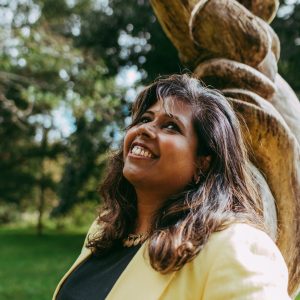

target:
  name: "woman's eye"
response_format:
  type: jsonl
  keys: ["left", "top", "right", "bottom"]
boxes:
{"left": 164, "top": 122, "right": 180, "bottom": 132}
{"left": 139, "top": 116, "right": 151, "bottom": 124}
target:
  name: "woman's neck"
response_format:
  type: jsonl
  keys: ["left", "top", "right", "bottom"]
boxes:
{"left": 134, "top": 190, "right": 165, "bottom": 234}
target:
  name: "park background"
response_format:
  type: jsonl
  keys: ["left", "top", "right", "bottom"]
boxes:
{"left": 0, "top": 0, "right": 299, "bottom": 299}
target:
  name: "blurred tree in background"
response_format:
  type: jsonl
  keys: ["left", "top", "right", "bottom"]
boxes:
{"left": 0, "top": 0, "right": 299, "bottom": 231}
{"left": 273, "top": 0, "right": 300, "bottom": 96}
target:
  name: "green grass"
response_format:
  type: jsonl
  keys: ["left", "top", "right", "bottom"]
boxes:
{"left": 0, "top": 227, "right": 86, "bottom": 300}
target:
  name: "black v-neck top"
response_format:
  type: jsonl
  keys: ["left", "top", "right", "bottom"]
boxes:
{"left": 56, "top": 245, "right": 141, "bottom": 300}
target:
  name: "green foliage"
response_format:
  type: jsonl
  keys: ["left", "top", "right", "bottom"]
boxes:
{"left": 1, "top": 0, "right": 299, "bottom": 219}
{"left": 54, "top": 201, "right": 98, "bottom": 230}
{"left": 72, "top": 0, "right": 181, "bottom": 80}
{"left": 0, "top": 0, "right": 124, "bottom": 216}
{"left": 55, "top": 117, "right": 109, "bottom": 213}
{"left": 273, "top": 1, "right": 300, "bottom": 95}
{"left": 0, "top": 0, "right": 180, "bottom": 217}
{"left": 0, "top": 202, "right": 20, "bottom": 224}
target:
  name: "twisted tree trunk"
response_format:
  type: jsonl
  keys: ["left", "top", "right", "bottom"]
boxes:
{"left": 150, "top": 0, "right": 300, "bottom": 297}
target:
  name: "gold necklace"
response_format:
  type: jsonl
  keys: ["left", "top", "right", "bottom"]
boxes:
{"left": 123, "top": 233, "right": 148, "bottom": 247}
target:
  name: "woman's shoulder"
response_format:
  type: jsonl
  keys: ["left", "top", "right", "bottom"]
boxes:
{"left": 198, "top": 222, "right": 287, "bottom": 268}
{"left": 192, "top": 223, "right": 291, "bottom": 300}
{"left": 206, "top": 223, "right": 277, "bottom": 251}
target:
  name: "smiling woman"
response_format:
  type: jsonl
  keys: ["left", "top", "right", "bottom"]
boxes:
{"left": 123, "top": 97, "right": 200, "bottom": 211}
{"left": 53, "top": 74, "right": 291, "bottom": 300}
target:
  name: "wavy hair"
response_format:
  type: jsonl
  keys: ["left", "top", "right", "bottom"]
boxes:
{"left": 87, "top": 74, "right": 265, "bottom": 273}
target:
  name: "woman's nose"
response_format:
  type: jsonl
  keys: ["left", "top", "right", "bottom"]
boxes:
{"left": 137, "top": 123, "right": 157, "bottom": 139}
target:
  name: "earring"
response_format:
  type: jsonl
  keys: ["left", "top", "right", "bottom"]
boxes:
{"left": 194, "top": 167, "right": 204, "bottom": 185}
{"left": 194, "top": 174, "right": 201, "bottom": 185}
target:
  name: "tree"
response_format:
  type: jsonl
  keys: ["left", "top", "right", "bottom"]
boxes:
{"left": 0, "top": 0, "right": 123, "bottom": 221}
{"left": 1, "top": 0, "right": 299, "bottom": 218}
{"left": 272, "top": 1, "right": 300, "bottom": 96}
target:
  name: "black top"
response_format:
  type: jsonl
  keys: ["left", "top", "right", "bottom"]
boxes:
{"left": 56, "top": 245, "right": 141, "bottom": 300}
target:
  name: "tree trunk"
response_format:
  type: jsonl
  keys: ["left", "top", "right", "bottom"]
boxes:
{"left": 37, "top": 183, "right": 45, "bottom": 236}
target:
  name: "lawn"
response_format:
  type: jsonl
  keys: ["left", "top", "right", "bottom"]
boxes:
{"left": 0, "top": 227, "right": 86, "bottom": 300}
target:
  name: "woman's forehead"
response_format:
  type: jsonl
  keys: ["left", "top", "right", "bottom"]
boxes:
{"left": 147, "top": 96, "right": 191, "bottom": 115}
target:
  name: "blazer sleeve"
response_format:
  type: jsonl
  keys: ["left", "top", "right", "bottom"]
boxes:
{"left": 201, "top": 224, "right": 291, "bottom": 300}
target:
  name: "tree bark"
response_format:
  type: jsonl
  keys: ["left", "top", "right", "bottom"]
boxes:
{"left": 37, "top": 183, "right": 45, "bottom": 236}
{"left": 237, "top": 0, "right": 279, "bottom": 23}
{"left": 194, "top": 58, "right": 276, "bottom": 99}
{"left": 190, "top": 0, "right": 269, "bottom": 67}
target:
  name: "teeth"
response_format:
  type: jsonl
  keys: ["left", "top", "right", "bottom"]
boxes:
{"left": 131, "top": 146, "right": 153, "bottom": 158}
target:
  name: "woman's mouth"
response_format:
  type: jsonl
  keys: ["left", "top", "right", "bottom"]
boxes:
{"left": 130, "top": 145, "right": 154, "bottom": 158}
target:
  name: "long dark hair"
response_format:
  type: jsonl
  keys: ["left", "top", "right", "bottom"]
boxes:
{"left": 87, "top": 74, "right": 264, "bottom": 273}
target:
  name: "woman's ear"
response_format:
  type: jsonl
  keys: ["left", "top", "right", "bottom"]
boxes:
{"left": 196, "top": 155, "right": 212, "bottom": 174}
{"left": 193, "top": 155, "right": 212, "bottom": 184}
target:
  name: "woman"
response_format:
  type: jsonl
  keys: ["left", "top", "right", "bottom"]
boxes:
{"left": 53, "top": 74, "right": 291, "bottom": 300}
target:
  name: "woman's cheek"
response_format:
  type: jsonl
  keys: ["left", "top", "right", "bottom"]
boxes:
{"left": 162, "top": 137, "right": 188, "bottom": 156}
{"left": 123, "top": 128, "right": 136, "bottom": 154}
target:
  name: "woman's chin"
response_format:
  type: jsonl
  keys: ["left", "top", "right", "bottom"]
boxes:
{"left": 123, "top": 168, "right": 158, "bottom": 190}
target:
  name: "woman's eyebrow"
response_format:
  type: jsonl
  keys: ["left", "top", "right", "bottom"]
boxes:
{"left": 145, "top": 110, "right": 187, "bottom": 130}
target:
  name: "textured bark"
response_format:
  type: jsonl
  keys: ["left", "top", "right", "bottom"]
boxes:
{"left": 249, "top": 163, "right": 277, "bottom": 240}
{"left": 272, "top": 74, "right": 300, "bottom": 145}
{"left": 258, "top": 17, "right": 281, "bottom": 61}
{"left": 194, "top": 58, "right": 276, "bottom": 99}
{"left": 223, "top": 79, "right": 300, "bottom": 147}
{"left": 223, "top": 89, "right": 287, "bottom": 124}
{"left": 231, "top": 98, "right": 300, "bottom": 295}
{"left": 150, "top": 0, "right": 202, "bottom": 65}
{"left": 150, "top": 0, "right": 300, "bottom": 296}
{"left": 237, "top": 0, "right": 279, "bottom": 22}
{"left": 190, "top": 0, "right": 269, "bottom": 67}
{"left": 257, "top": 50, "right": 277, "bottom": 81}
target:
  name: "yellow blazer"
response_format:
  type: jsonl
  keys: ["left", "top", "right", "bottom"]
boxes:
{"left": 53, "top": 222, "right": 291, "bottom": 300}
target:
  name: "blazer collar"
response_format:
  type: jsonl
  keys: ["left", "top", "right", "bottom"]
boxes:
{"left": 52, "top": 248, "right": 92, "bottom": 300}
{"left": 53, "top": 243, "right": 175, "bottom": 300}
{"left": 107, "top": 243, "right": 175, "bottom": 300}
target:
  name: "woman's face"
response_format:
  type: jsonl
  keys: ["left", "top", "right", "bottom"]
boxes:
{"left": 123, "top": 97, "right": 199, "bottom": 198}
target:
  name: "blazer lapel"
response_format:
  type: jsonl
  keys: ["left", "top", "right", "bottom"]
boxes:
{"left": 106, "top": 243, "right": 175, "bottom": 300}
{"left": 53, "top": 234, "right": 175, "bottom": 300}
{"left": 52, "top": 248, "right": 92, "bottom": 300}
